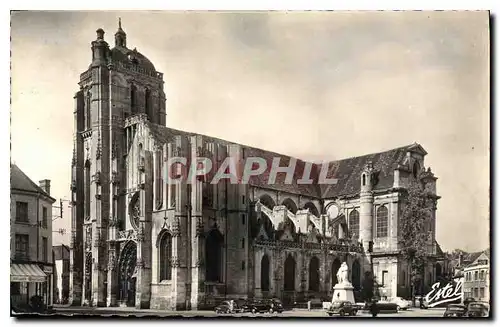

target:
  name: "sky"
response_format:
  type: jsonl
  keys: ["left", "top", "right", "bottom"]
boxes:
{"left": 10, "top": 11, "right": 490, "bottom": 252}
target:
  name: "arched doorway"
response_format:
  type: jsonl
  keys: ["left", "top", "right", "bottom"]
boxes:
{"left": 331, "top": 259, "right": 341, "bottom": 287}
{"left": 84, "top": 252, "right": 92, "bottom": 304}
{"left": 352, "top": 260, "right": 361, "bottom": 290}
{"left": 309, "top": 256, "right": 320, "bottom": 292}
{"left": 284, "top": 254, "right": 296, "bottom": 291}
{"left": 118, "top": 241, "right": 137, "bottom": 307}
{"left": 261, "top": 254, "right": 270, "bottom": 292}
{"left": 206, "top": 229, "right": 224, "bottom": 282}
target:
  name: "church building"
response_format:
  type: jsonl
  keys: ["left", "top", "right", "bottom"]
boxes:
{"left": 69, "top": 22, "right": 441, "bottom": 310}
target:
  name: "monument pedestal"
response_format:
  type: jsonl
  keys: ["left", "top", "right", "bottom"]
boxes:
{"left": 332, "top": 282, "right": 355, "bottom": 303}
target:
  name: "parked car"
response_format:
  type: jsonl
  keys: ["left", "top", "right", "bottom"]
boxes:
{"left": 214, "top": 300, "right": 236, "bottom": 314}
{"left": 392, "top": 297, "right": 411, "bottom": 311}
{"left": 463, "top": 297, "right": 476, "bottom": 307}
{"left": 264, "top": 298, "right": 284, "bottom": 313}
{"left": 326, "top": 300, "right": 358, "bottom": 316}
{"left": 466, "top": 302, "right": 489, "bottom": 317}
{"left": 365, "top": 300, "right": 399, "bottom": 313}
{"left": 248, "top": 300, "right": 271, "bottom": 314}
{"left": 443, "top": 304, "right": 467, "bottom": 317}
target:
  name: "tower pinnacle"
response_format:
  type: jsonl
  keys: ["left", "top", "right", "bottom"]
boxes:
{"left": 115, "top": 17, "right": 127, "bottom": 47}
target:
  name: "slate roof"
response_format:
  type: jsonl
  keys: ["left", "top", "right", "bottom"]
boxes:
{"left": 10, "top": 164, "right": 55, "bottom": 201}
{"left": 146, "top": 122, "right": 422, "bottom": 199}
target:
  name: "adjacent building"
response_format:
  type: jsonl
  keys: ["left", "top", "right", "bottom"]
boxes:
{"left": 10, "top": 164, "right": 55, "bottom": 310}
{"left": 69, "top": 22, "right": 441, "bottom": 310}
{"left": 53, "top": 244, "right": 71, "bottom": 304}
{"left": 463, "top": 249, "right": 490, "bottom": 303}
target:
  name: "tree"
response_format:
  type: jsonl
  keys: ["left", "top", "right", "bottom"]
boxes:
{"left": 399, "top": 178, "right": 433, "bottom": 305}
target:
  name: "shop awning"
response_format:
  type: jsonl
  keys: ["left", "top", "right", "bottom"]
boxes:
{"left": 10, "top": 264, "right": 47, "bottom": 283}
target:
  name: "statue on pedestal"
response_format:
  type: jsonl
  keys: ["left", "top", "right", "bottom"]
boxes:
{"left": 332, "top": 262, "right": 355, "bottom": 304}
{"left": 336, "top": 262, "right": 350, "bottom": 285}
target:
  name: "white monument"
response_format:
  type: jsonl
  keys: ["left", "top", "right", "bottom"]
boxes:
{"left": 331, "top": 262, "right": 355, "bottom": 303}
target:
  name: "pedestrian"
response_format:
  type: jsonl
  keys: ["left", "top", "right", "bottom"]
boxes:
{"left": 370, "top": 299, "right": 379, "bottom": 317}
{"left": 229, "top": 299, "right": 234, "bottom": 313}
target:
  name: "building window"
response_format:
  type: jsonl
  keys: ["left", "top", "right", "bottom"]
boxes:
{"left": 241, "top": 238, "right": 245, "bottom": 249}
{"left": 42, "top": 207, "right": 48, "bottom": 228}
{"left": 241, "top": 261, "right": 246, "bottom": 270}
{"left": 159, "top": 232, "right": 172, "bottom": 281}
{"left": 242, "top": 195, "right": 245, "bottom": 204}
{"left": 480, "top": 288, "right": 485, "bottom": 299}
{"left": 348, "top": 209, "right": 360, "bottom": 239}
{"left": 362, "top": 174, "right": 366, "bottom": 186}
{"left": 130, "top": 84, "right": 137, "bottom": 114}
{"left": 15, "top": 234, "right": 29, "bottom": 260}
{"left": 85, "top": 91, "right": 91, "bottom": 129}
{"left": 479, "top": 270, "right": 485, "bottom": 280}
{"left": 16, "top": 202, "right": 29, "bottom": 222}
{"left": 401, "top": 270, "right": 406, "bottom": 286}
{"left": 145, "top": 88, "right": 152, "bottom": 118}
{"left": 474, "top": 271, "right": 479, "bottom": 281}
{"left": 84, "top": 160, "right": 91, "bottom": 219}
{"left": 413, "top": 161, "right": 420, "bottom": 178}
{"left": 376, "top": 206, "right": 389, "bottom": 238}
{"left": 42, "top": 237, "right": 48, "bottom": 262}
{"left": 205, "top": 229, "right": 223, "bottom": 282}
{"left": 382, "top": 270, "right": 388, "bottom": 286}
{"left": 473, "top": 288, "right": 479, "bottom": 298}
{"left": 241, "top": 214, "right": 246, "bottom": 225}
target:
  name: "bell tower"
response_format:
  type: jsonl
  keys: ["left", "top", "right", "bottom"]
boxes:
{"left": 70, "top": 21, "right": 166, "bottom": 307}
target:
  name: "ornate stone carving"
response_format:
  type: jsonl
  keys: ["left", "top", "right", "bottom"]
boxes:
{"left": 195, "top": 217, "right": 204, "bottom": 237}
{"left": 69, "top": 264, "right": 74, "bottom": 272}
{"left": 93, "top": 171, "right": 101, "bottom": 185}
{"left": 70, "top": 180, "right": 77, "bottom": 191}
{"left": 71, "top": 148, "right": 77, "bottom": 167}
{"left": 196, "top": 146, "right": 203, "bottom": 157}
{"left": 171, "top": 218, "right": 180, "bottom": 237}
{"left": 118, "top": 229, "right": 137, "bottom": 241}
{"left": 108, "top": 216, "right": 118, "bottom": 228}
{"left": 111, "top": 139, "right": 118, "bottom": 159}
{"left": 95, "top": 194, "right": 101, "bottom": 200}
{"left": 108, "top": 252, "right": 116, "bottom": 270}
{"left": 85, "top": 226, "right": 92, "bottom": 251}
{"left": 96, "top": 138, "right": 102, "bottom": 160}
{"left": 171, "top": 257, "right": 180, "bottom": 268}
{"left": 195, "top": 258, "right": 204, "bottom": 268}
{"left": 136, "top": 259, "right": 144, "bottom": 269}
{"left": 136, "top": 225, "right": 145, "bottom": 242}
{"left": 173, "top": 146, "right": 182, "bottom": 157}
{"left": 111, "top": 171, "right": 119, "bottom": 185}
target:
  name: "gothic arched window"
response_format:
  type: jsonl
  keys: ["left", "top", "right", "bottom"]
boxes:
{"left": 308, "top": 256, "right": 320, "bottom": 292}
{"left": 145, "top": 88, "right": 152, "bottom": 118}
{"left": 159, "top": 231, "right": 172, "bottom": 281}
{"left": 85, "top": 91, "right": 91, "bottom": 130}
{"left": 84, "top": 160, "right": 91, "bottom": 219}
{"left": 130, "top": 84, "right": 137, "bottom": 114}
{"left": 205, "top": 229, "right": 223, "bottom": 282}
{"left": 261, "top": 254, "right": 270, "bottom": 292}
{"left": 349, "top": 209, "right": 360, "bottom": 240}
{"left": 376, "top": 206, "right": 388, "bottom": 238}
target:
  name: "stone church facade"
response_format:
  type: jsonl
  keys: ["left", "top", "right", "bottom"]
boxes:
{"left": 69, "top": 22, "right": 441, "bottom": 310}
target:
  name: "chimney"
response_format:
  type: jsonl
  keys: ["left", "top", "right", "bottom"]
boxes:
{"left": 39, "top": 179, "right": 51, "bottom": 195}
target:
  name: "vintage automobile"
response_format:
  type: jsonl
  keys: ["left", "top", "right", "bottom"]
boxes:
{"left": 364, "top": 300, "right": 399, "bottom": 314}
{"left": 443, "top": 304, "right": 468, "bottom": 317}
{"left": 214, "top": 300, "right": 239, "bottom": 314}
{"left": 466, "top": 302, "right": 489, "bottom": 317}
{"left": 265, "top": 298, "right": 284, "bottom": 313}
{"left": 248, "top": 299, "right": 272, "bottom": 314}
{"left": 326, "top": 300, "right": 358, "bottom": 316}
{"left": 392, "top": 297, "right": 411, "bottom": 311}
{"left": 463, "top": 297, "right": 476, "bottom": 308}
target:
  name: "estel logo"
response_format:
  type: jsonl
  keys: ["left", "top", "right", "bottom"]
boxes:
{"left": 424, "top": 278, "right": 463, "bottom": 308}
